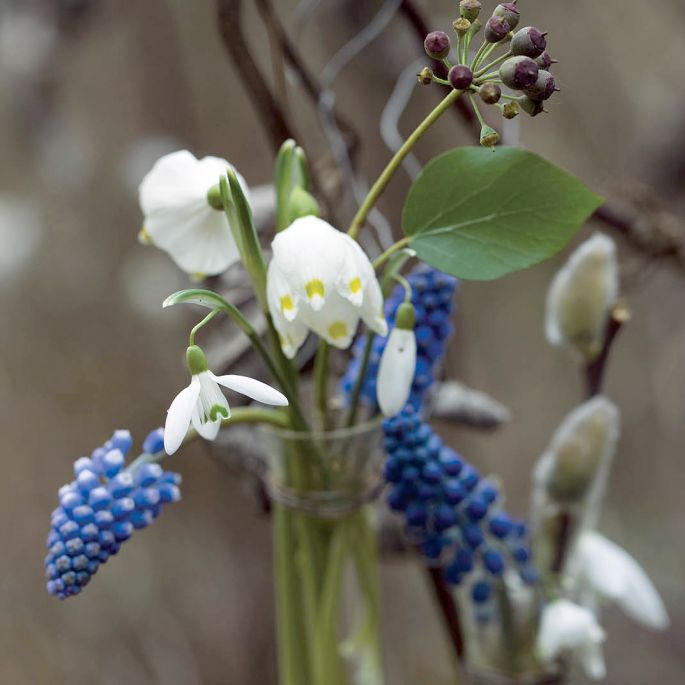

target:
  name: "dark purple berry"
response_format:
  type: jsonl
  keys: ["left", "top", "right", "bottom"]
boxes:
{"left": 493, "top": 2, "right": 520, "bottom": 31}
{"left": 535, "top": 52, "right": 555, "bottom": 70}
{"left": 523, "top": 70, "right": 556, "bottom": 101}
{"left": 518, "top": 95, "right": 545, "bottom": 117}
{"left": 448, "top": 65, "right": 474, "bottom": 90}
{"left": 484, "top": 16, "right": 510, "bottom": 43}
{"left": 499, "top": 56, "right": 539, "bottom": 89}
{"left": 511, "top": 26, "right": 547, "bottom": 58}
{"left": 424, "top": 31, "right": 451, "bottom": 60}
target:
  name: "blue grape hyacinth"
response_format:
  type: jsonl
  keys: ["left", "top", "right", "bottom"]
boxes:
{"left": 383, "top": 406, "right": 537, "bottom": 608}
{"left": 340, "top": 266, "right": 458, "bottom": 410}
{"left": 44, "top": 428, "right": 181, "bottom": 600}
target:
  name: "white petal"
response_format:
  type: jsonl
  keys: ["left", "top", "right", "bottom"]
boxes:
{"left": 164, "top": 378, "right": 201, "bottom": 454}
{"left": 359, "top": 272, "right": 388, "bottom": 337}
{"left": 212, "top": 373, "right": 289, "bottom": 406}
{"left": 269, "top": 307, "right": 309, "bottom": 359}
{"left": 267, "top": 261, "right": 300, "bottom": 322}
{"left": 139, "top": 150, "right": 204, "bottom": 212}
{"left": 191, "top": 407, "right": 222, "bottom": 440}
{"left": 377, "top": 328, "right": 416, "bottom": 417}
{"left": 574, "top": 530, "right": 670, "bottom": 630}
{"left": 336, "top": 236, "right": 372, "bottom": 307}
{"left": 270, "top": 216, "right": 345, "bottom": 308}
{"left": 537, "top": 600, "right": 605, "bottom": 664}
{"left": 298, "top": 290, "right": 360, "bottom": 349}
{"left": 578, "top": 641, "right": 607, "bottom": 680}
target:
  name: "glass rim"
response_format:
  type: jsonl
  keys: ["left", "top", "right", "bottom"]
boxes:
{"left": 259, "top": 415, "right": 383, "bottom": 442}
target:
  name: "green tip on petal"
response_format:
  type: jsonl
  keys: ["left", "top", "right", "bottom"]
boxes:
{"left": 186, "top": 345, "right": 209, "bottom": 375}
{"left": 396, "top": 302, "right": 416, "bottom": 330}
{"left": 206, "top": 184, "right": 224, "bottom": 210}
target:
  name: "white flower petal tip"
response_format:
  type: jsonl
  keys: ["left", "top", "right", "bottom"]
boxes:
{"left": 574, "top": 531, "right": 670, "bottom": 631}
{"left": 213, "top": 374, "right": 289, "bottom": 406}
{"left": 377, "top": 328, "right": 416, "bottom": 417}
{"left": 537, "top": 600, "right": 606, "bottom": 680}
{"left": 164, "top": 379, "right": 201, "bottom": 455}
{"left": 266, "top": 216, "right": 384, "bottom": 357}
{"left": 138, "top": 150, "right": 249, "bottom": 276}
{"left": 545, "top": 232, "right": 618, "bottom": 358}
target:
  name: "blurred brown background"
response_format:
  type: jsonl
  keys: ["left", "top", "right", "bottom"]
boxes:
{"left": 1, "top": 0, "right": 683, "bottom": 683}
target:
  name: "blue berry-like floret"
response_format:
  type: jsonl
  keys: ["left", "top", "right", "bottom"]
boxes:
{"left": 383, "top": 407, "right": 536, "bottom": 605}
{"left": 340, "top": 266, "right": 458, "bottom": 411}
{"left": 44, "top": 428, "right": 181, "bottom": 600}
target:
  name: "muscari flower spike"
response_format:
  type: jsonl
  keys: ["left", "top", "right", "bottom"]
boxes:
{"left": 383, "top": 406, "right": 537, "bottom": 618}
{"left": 44, "top": 428, "right": 181, "bottom": 600}
{"left": 138, "top": 150, "right": 250, "bottom": 277}
{"left": 340, "top": 266, "right": 458, "bottom": 412}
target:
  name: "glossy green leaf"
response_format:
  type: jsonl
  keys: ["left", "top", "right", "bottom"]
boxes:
{"left": 402, "top": 147, "right": 603, "bottom": 280}
{"left": 163, "top": 289, "right": 230, "bottom": 311}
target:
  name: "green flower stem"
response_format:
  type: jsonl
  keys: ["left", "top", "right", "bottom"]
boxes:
{"left": 468, "top": 93, "right": 487, "bottom": 128}
{"left": 345, "top": 333, "right": 376, "bottom": 428}
{"left": 274, "top": 503, "right": 312, "bottom": 685}
{"left": 474, "top": 70, "right": 500, "bottom": 83}
{"left": 313, "top": 341, "right": 331, "bottom": 431}
{"left": 372, "top": 237, "right": 411, "bottom": 271}
{"left": 474, "top": 50, "right": 511, "bottom": 77}
{"left": 470, "top": 41, "right": 490, "bottom": 70}
{"left": 432, "top": 76, "right": 451, "bottom": 87}
{"left": 347, "top": 89, "right": 463, "bottom": 239}
{"left": 188, "top": 309, "right": 222, "bottom": 346}
{"left": 315, "top": 519, "right": 351, "bottom": 685}
{"left": 347, "top": 508, "right": 383, "bottom": 684}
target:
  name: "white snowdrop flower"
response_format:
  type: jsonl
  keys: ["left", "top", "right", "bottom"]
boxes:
{"left": 138, "top": 150, "right": 249, "bottom": 277}
{"left": 164, "top": 345, "right": 288, "bottom": 455}
{"left": 572, "top": 530, "right": 669, "bottom": 630}
{"left": 266, "top": 216, "right": 387, "bottom": 357}
{"left": 546, "top": 233, "right": 618, "bottom": 359}
{"left": 537, "top": 599, "right": 606, "bottom": 680}
{"left": 377, "top": 303, "right": 416, "bottom": 417}
{"left": 534, "top": 396, "right": 620, "bottom": 505}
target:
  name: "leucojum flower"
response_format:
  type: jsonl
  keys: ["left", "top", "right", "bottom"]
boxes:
{"left": 138, "top": 150, "right": 249, "bottom": 276}
{"left": 164, "top": 345, "right": 288, "bottom": 454}
{"left": 266, "top": 216, "right": 387, "bottom": 357}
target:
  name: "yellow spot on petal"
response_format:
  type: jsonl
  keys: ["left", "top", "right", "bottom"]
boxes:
{"left": 280, "top": 295, "right": 294, "bottom": 312}
{"left": 305, "top": 279, "right": 325, "bottom": 300}
{"left": 138, "top": 226, "right": 153, "bottom": 245}
{"left": 349, "top": 277, "right": 362, "bottom": 294}
{"left": 328, "top": 321, "right": 348, "bottom": 340}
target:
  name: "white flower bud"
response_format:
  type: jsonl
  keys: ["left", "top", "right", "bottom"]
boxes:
{"left": 545, "top": 233, "right": 619, "bottom": 359}
{"left": 534, "top": 397, "right": 620, "bottom": 505}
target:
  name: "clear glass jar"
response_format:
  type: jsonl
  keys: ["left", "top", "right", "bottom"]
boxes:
{"left": 260, "top": 419, "right": 385, "bottom": 685}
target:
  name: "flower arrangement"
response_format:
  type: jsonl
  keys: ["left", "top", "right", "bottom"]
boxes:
{"left": 43, "top": 2, "right": 670, "bottom": 683}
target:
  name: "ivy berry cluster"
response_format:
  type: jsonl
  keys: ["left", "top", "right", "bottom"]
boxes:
{"left": 420, "top": 0, "right": 558, "bottom": 146}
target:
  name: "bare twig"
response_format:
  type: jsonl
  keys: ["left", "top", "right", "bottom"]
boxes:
{"left": 584, "top": 304, "right": 630, "bottom": 399}
{"left": 216, "top": 0, "right": 295, "bottom": 153}
{"left": 425, "top": 564, "right": 465, "bottom": 660}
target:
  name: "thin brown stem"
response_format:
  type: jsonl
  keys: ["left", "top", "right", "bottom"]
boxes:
{"left": 425, "top": 564, "right": 465, "bottom": 660}
{"left": 584, "top": 304, "right": 631, "bottom": 399}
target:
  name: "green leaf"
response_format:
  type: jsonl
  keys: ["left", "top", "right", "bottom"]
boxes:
{"left": 402, "top": 147, "right": 603, "bottom": 280}
{"left": 163, "top": 289, "right": 230, "bottom": 311}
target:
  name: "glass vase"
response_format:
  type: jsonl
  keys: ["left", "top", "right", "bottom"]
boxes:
{"left": 459, "top": 581, "right": 564, "bottom": 685}
{"left": 260, "top": 418, "right": 385, "bottom": 685}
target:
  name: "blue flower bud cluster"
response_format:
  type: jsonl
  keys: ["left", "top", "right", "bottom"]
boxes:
{"left": 44, "top": 428, "right": 181, "bottom": 600}
{"left": 340, "top": 266, "right": 458, "bottom": 410}
{"left": 383, "top": 406, "right": 538, "bottom": 608}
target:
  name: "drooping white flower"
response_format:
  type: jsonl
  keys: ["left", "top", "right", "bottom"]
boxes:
{"left": 139, "top": 150, "right": 249, "bottom": 276}
{"left": 164, "top": 345, "right": 288, "bottom": 454}
{"left": 266, "top": 216, "right": 387, "bottom": 357}
{"left": 545, "top": 233, "right": 618, "bottom": 359}
{"left": 377, "top": 302, "right": 416, "bottom": 417}
{"left": 572, "top": 530, "right": 670, "bottom": 630}
{"left": 537, "top": 599, "right": 606, "bottom": 680}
